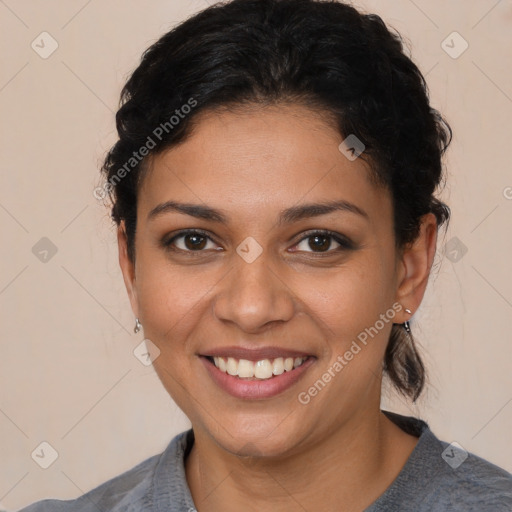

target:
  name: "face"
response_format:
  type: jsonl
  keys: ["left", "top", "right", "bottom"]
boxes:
{"left": 119, "top": 104, "right": 431, "bottom": 457}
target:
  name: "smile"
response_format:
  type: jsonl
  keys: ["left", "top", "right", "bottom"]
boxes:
{"left": 200, "top": 352, "right": 316, "bottom": 400}
{"left": 208, "top": 355, "right": 309, "bottom": 380}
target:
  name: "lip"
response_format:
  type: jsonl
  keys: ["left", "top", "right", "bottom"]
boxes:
{"left": 200, "top": 345, "right": 312, "bottom": 362}
{"left": 200, "top": 354, "right": 316, "bottom": 400}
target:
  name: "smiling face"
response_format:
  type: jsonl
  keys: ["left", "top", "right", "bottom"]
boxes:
{"left": 118, "top": 103, "right": 428, "bottom": 457}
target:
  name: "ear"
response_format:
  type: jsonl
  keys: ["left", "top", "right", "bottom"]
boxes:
{"left": 394, "top": 213, "right": 438, "bottom": 322}
{"left": 118, "top": 221, "right": 139, "bottom": 318}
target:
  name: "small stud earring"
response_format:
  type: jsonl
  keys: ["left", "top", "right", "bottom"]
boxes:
{"left": 134, "top": 318, "right": 142, "bottom": 334}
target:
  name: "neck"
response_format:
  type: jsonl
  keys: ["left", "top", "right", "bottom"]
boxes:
{"left": 185, "top": 407, "right": 419, "bottom": 512}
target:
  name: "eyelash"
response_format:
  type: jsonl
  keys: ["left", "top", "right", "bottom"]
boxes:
{"left": 162, "top": 229, "right": 354, "bottom": 256}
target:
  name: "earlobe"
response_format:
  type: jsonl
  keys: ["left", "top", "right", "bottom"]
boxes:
{"left": 395, "top": 213, "right": 438, "bottom": 321}
{"left": 117, "top": 221, "right": 139, "bottom": 318}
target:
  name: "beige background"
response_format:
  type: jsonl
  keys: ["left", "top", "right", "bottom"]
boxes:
{"left": 1, "top": 0, "right": 511, "bottom": 509}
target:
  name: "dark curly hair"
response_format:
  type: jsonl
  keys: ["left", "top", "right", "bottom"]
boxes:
{"left": 100, "top": 0, "right": 452, "bottom": 402}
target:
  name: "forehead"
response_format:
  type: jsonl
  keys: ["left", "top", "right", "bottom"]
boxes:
{"left": 138, "top": 104, "right": 390, "bottom": 226}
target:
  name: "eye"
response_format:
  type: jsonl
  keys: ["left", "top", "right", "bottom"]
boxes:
{"left": 163, "top": 229, "right": 219, "bottom": 252}
{"left": 162, "top": 229, "right": 354, "bottom": 255}
{"left": 292, "top": 230, "right": 353, "bottom": 254}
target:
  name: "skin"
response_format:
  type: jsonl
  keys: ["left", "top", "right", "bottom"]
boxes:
{"left": 118, "top": 103, "right": 438, "bottom": 511}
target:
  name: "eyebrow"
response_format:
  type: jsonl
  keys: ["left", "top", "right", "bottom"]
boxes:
{"left": 147, "top": 199, "right": 369, "bottom": 224}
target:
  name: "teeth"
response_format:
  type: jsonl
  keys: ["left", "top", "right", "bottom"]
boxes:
{"left": 211, "top": 356, "right": 308, "bottom": 380}
{"left": 217, "top": 357, "right": 227, "bottom": 372}
{"left": 226, "top": 357, "right": 238, "bottom": 376}
{"left": 272, "top": 357, "right": 284, "bottom": 375}
{"left": 238, "top": 359, "right": 255, "bottom": 378}
{"left": 254, "top": 359, "right": 273, "bottom": 379}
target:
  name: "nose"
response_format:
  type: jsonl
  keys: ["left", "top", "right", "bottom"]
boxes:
{"left": 212, "top": 252, "right": 295, "bottom": 333}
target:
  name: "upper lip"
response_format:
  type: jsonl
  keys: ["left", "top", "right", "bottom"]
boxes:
{"left": 200, "top": 346, "right": 313, "bottom": 361}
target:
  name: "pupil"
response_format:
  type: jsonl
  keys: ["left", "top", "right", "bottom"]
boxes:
{"left": 309, "top": 235, "right": 330, "bottom": 252}
{"left": 185, "top": 234, "right": 206, "bottom": 250}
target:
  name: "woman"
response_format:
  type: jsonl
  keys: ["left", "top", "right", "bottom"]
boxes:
{"left": 19, "top": 0, "right": 512, "bottom": 510}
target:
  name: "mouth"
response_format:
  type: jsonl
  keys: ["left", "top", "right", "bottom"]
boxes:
{"left": 204, "top": 355, "right": 310, "bottom": 380}
{"left": 199, "top": 349, "right": 316, "bottom": 400}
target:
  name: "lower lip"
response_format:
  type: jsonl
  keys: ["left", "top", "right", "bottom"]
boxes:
{"left": 200, "top": 356, "right": 315, "bottom": 400}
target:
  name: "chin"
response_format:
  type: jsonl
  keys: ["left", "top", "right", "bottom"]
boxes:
{"left": 208, "top": 415, "right": 305, "bottom": 459}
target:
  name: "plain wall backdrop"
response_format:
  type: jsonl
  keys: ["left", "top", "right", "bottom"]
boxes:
{"left": 1, "top": 0, "right": 511, "bottom": 509}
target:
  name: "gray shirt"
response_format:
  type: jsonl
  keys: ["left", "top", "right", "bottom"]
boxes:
{"left": 17, "top": 411, "right": 512, "bottom": 511}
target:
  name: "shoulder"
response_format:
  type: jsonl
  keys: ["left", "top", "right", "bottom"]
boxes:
{"left": 369, "top": 411, "right": 512, "bottom": 512}
{"left": 424, "top": 440, "right": 512, "bottom": 511}
{"left": 16, "top": 430, "right": 192, "bottom": 512}
{"left": 16, "top": 453, "right": 161, "bottom": 512}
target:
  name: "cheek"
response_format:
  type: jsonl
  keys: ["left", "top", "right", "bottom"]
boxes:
{"left": 134, "top": 255, "right": 216, "bottom": 411}
{"left": 295, "top": 265, "right": 396, "bottom": 415}
{"left": 301, "top": 255, "right": 395, "bottom": 338}
{"left": 135, "top": 251, "right": 220, "bottom": 348}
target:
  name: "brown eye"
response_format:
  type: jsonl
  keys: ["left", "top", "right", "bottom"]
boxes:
{"left": 164, "top": 230, "right": 218, "bottom": 252}
{"left": 307, "top": 234, "right": 332, "bottom": 252}
{"left": 294, "top": 230, "right": 353, "bottom": 254}
{"left": 182, "top": 233, "right": 208, "bottom": 250}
